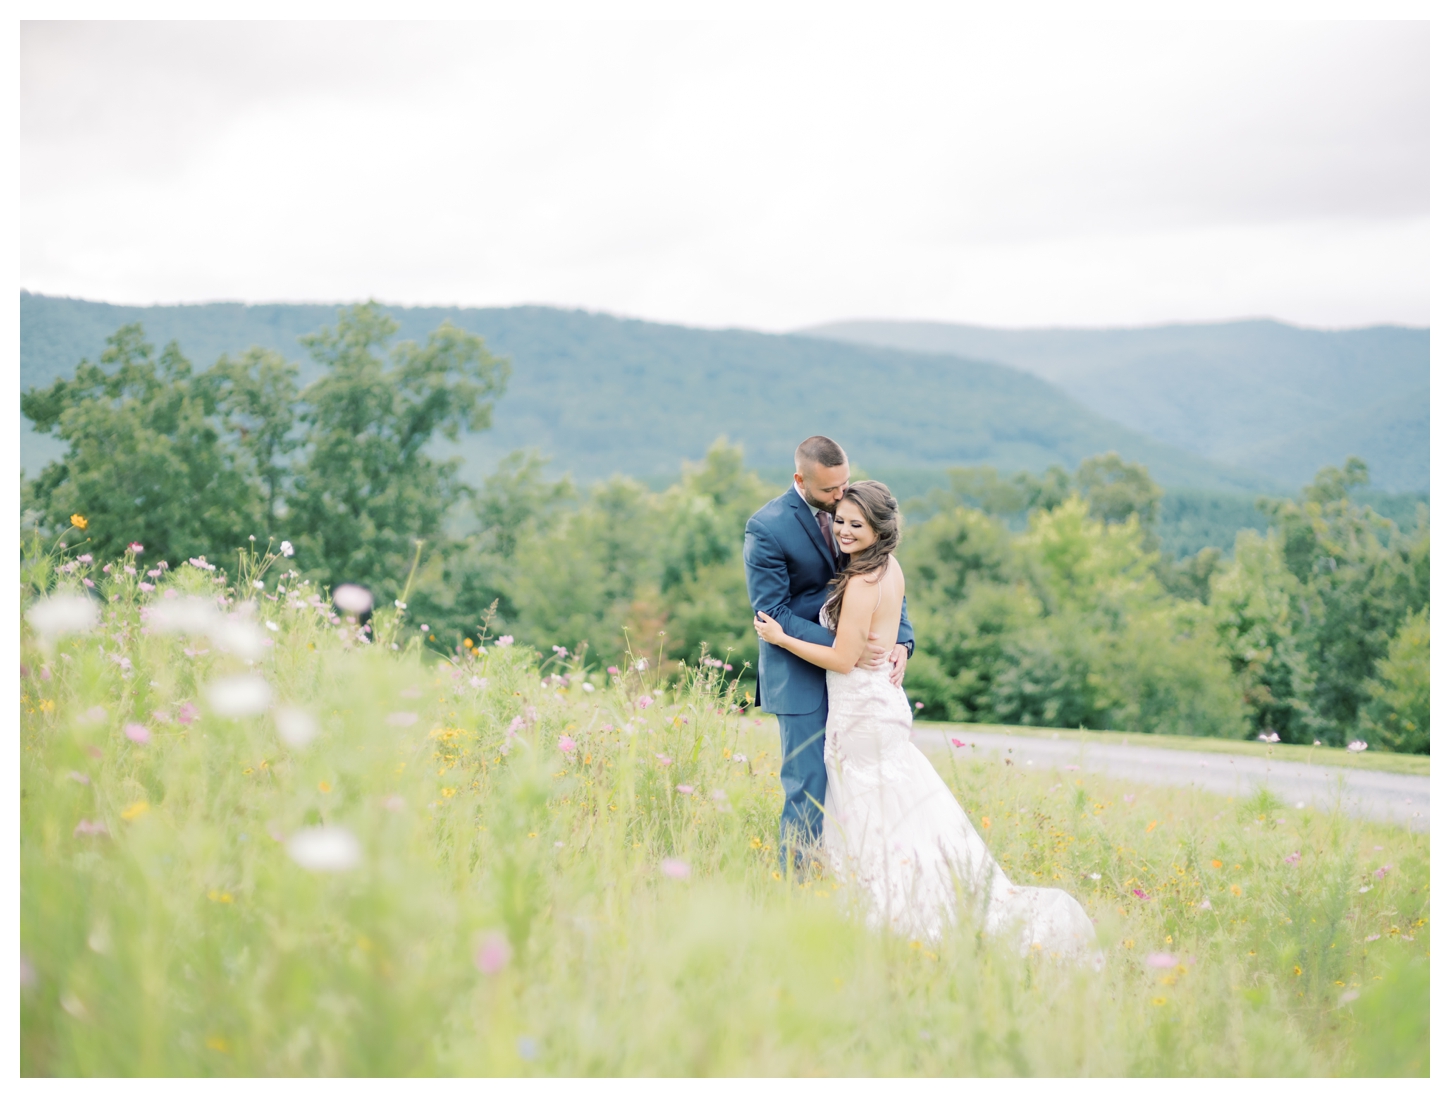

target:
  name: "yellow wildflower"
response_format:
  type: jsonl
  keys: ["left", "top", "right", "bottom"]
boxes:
{"left": 120, "top": 801, "right": 148, "bottom": 821}
{"left": 70, "top": 514, "right": 88, "bottom": 530}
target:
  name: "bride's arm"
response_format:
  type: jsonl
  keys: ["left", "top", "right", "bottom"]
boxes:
{"left": 753, "top": 577, "right": 871, "bottom": 674}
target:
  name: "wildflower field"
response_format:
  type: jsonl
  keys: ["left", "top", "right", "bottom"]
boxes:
{"left": 19, "top": 545, "right": 1430, "bottom": 1076}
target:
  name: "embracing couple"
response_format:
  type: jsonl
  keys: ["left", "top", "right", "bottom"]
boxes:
{"left": 744, "top": 436, "right": 1099, "bottom": 958}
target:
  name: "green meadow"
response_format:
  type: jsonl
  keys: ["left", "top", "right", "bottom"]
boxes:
{"left": 19, "top": 548, "right": 1428, "bottom": 1076}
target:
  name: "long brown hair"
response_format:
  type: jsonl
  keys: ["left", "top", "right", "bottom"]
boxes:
{"left": 822, "top": 480, "right": 900, "bottom": 630}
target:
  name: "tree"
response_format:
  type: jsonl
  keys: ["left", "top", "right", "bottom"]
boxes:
{"left": 21, "top": 325, "right": 260, "bottom": 562}
{"left": 1211, "top": 530, "right": 1326, "bottom": 743}
{"left": 209, "top": 347, "right": 301, "bottom": 526}
{"left": 1075, "top": 452, "right": 1163, "bottom": 549}
{"left": 1254, "top": 458, "right": 1429, "bottom": 741}
{"left": 286, "top": 303, "right": 510, "bottom": 591}
{"left": 1358, "top": 607, "right": 1430, "bottom": 754}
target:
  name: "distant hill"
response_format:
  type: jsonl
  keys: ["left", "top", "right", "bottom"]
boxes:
{"left": 802, "top": 318, "right": 1429, "bottom": 493}
{"left": 19, "top": 293, "right": 1279, "bottom": 494}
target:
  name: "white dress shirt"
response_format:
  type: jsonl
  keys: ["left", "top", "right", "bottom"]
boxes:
{"left": 794, "top": 482, "right": 839, "bottom": 554}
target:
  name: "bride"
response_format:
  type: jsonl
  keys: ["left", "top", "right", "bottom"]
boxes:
{"left": 753, "top": 480, "right": 1100, "bottom": 959}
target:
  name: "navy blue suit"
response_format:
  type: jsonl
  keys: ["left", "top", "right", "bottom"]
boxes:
{"left": 743, "top": 486, "right": 913, "bottom": 864}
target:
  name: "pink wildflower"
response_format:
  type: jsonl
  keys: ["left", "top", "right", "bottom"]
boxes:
{"left": 1284, "top": 851, "right": 1301, "bottom": 866}
{"left": 67, "top": 770, "right": 90, "bottom": 785}
{"left": 1145, "top": 953, "right": 1177, "bottom": 968}
{"left": 558, "top": 735, "right": 577, "bottom": 754}
{"left": 1132, "top": 888, "right": 1148, "bottom": 900}
{"left": 1374, "top": 864, "right": 1392, "bottom": 879}
{"left": 73, "top": 819, "right": 108, "bottom": 837}
{"left": 124, "top": 723, "right": 151, "bottom": 745}
{"left": 723, "top": 664, "right": 733, "bottom": 671}
{"left": 128, "top": 543, "right": 144, "bottom": 554}
{"left": 78, "top": 554, "right": 93, "bottom": 564}
{"left": 82, "top": 578, "right": 95, "bottom": 588}
{"left": 637, "top": 696, "right": 654, "bottom": 709}
{"left": 474, "top": 931, "right": 512, "bottom": 975}
{"left": 607, "top": 666, "right": 620, "bottom": 675}
{"left": 660, "top": 858, "right": 690, "bottom": 879}
{"left": 138, "top": 582, "right": 155, "bottom": 593}
{"left": 494, "top": 635, "right": 514, "bottom": 647}
{"left": 177, "top": 702, "right": 199, "bottom": 724}
{"left": 676, "top": 784, "right": 695, "bottom": 795}
{"left": 655, "top": 753, "right": 672, "bottom": 764}
{"left": 951, "top": 738, "right": 966, "bottom": 748}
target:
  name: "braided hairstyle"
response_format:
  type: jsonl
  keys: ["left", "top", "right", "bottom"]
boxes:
{"left": 821, "top": 480, "right": 900, "bottom": 630}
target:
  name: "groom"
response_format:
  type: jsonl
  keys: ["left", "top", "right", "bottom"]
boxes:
{"left": 743, "top": 435, "right": 913, "bottom": 871}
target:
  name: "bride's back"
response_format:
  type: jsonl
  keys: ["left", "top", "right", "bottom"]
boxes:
{"left": 856, "top": 555, "right": 905, "bottom": 650}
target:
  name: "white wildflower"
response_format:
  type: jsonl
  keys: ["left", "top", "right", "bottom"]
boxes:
{"left": 274, "top": 706, "right": 319, "bottom": 748}
{"left": 286, "top": 826, "right": 362, "bottom": 872}
{"left": 332, "top": 585, "right": 373, "bottom": 615}
{"left": 205, "top": 675, "right": 273, "bottom": 718}
{"left": 26, "top": 595, "right": 99, "bottom": 644}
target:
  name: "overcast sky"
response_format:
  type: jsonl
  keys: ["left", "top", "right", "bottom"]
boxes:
{"left": 19, "top": 20, "right": 1429, "bottom": 331}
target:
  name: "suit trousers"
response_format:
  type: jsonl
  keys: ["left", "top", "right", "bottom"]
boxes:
{"left": 775, "top": 694, "right": 830, "bottom": 870}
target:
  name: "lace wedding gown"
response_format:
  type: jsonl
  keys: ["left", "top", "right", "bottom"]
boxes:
{"left": 819, "top": 607, "right": 1100, "bottom": 960}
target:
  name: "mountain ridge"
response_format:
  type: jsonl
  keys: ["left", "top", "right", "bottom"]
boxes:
{"left": 801, "top": 317, "right": 1428, "bottom": 492}
{"left": 21, "top": 292, "right": 1287, "bottom": 495}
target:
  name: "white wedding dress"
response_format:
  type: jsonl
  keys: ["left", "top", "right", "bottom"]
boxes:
{"left": 818, "top": 604, "right": 1100, "bottom": 961}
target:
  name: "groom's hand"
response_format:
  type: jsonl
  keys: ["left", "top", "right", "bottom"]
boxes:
{"left": 856, "top": 631, "right": 889, "bottom": 671}
{"left": 888, "top": 643, "right": 909, "bottom": 688}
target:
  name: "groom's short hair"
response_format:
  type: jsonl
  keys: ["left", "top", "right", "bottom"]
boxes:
{"left": 795, "top": 435, "right": 848, "bottom": 471}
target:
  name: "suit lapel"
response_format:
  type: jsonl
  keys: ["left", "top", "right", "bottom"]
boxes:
{"left": 788, "top": 489, "right": 837, "bottom": 572}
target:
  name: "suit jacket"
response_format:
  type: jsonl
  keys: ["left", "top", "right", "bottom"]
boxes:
{"left": 743, "top": 487, "right": 914, "bottom": 715}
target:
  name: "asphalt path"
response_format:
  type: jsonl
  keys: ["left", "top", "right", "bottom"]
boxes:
{"left": 911, "top": 728, "right": 1429, "bottom": 832}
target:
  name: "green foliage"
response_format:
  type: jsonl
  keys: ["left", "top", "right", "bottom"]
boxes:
{"left": 1211, "top": 531, "right": 1327, "bottom": 745}
{"left": 20, "top": 326, "right": 261, "bottom": 564}
{"left": 287, "top": 304, "right": 509, "bottom": 591}
{"left": 1358, "top": 608, "right": 1430, "bottom": 754}
{"left": 18, "top": 550, "right": 1431, "bottom": 1075}
{"left": 1253, "top": 460, "right": 1429, "bottom": 743}
{"left": 21, "top": 317, "right": 1431, "bottom": 753}
{"left": 901, "top": 497, "right": 1245, "bottom": 738}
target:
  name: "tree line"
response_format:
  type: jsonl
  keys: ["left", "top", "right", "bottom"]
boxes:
{"left": 22, "top": 307, "right": 1429, "bottom": 753}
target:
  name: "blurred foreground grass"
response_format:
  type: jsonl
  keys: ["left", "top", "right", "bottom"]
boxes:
{"left": 20, "top": 553, "right": 1430, "bottom": 1076}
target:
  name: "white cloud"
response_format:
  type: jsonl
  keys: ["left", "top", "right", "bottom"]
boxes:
{"left": 19, "top": 20, "right": 1429, "bottom": 328}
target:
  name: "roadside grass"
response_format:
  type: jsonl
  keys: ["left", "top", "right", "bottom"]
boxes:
{"left": 914, "top": 721, "right": 1430, "bottom": 777}
{"left": 19, "top": 554, "right": 1430, "bottom": 1076}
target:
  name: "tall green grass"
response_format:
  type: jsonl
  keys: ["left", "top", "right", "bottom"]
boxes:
{"left": 19, "top": 550, "right": 1429, "bottom": 1075}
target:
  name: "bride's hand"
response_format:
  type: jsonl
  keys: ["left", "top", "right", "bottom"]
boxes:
{"left": 753, "top": 611, "right": 785, "bottom": 645}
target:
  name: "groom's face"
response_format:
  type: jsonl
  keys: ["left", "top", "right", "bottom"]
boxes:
{"left": 796, "top": 462, "right": 850, "bottom": 513}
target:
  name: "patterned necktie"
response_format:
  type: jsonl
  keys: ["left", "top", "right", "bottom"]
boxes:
{"left": 816, "top": 509, "right": 836, "bottom": 563}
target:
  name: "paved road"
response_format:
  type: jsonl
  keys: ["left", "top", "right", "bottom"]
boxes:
{"left": 911, "top": 728, "right": 1429, "bottom": 832}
